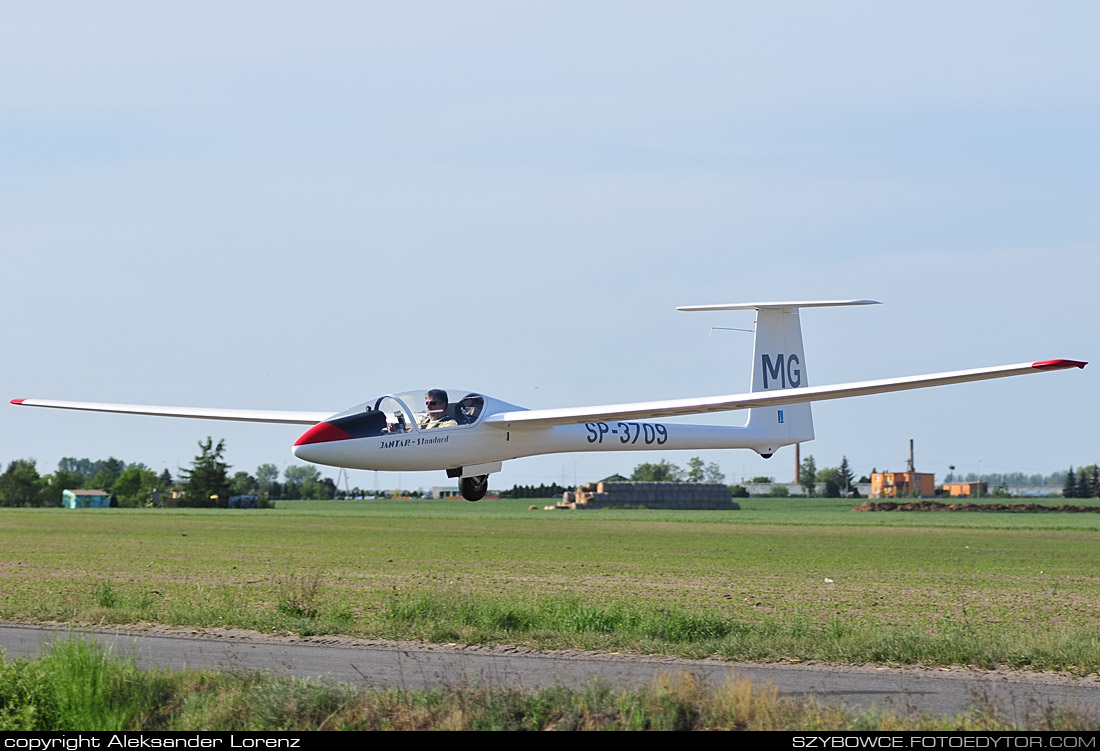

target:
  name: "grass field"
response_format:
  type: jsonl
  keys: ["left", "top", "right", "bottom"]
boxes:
{"left": 1, "top": 497, "right": 1098, "bottom": 674}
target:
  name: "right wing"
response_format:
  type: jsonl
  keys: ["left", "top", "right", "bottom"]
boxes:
{"left": 483, "top": 359, "right": 1087, "bottom": 428}
{"left": 10, "top": 398, "right": 330, "bottom": 425}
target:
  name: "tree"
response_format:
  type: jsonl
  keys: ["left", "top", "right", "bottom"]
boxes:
{"left": 816, "top": 467, "right": 841, "bottom": 498}
{"left": 90, "top": 457, "right": 126, "bottom": 494}
{"left": 257, "top": 464, "right": 279, "bottom": 493}
{"left": 114, "top": 464, "right": 158, "bottom": 507}
{"left": 284, "top": 465, "right": 321, "bottom": 484}
{"left": 630, "top": 460, "right": 683, "bottom": 482}
{"left": 0, "top": 460, "right": 46, "bottom": 507}
{"left": 181, "top": 438, "right": 231, "bottom": 507}
{"left": 282, "top": 465, "right": 338, "bottom": 500}
{"left": 1075, "top": 466, "right": 1094, "bottom": 500}
{"left": 686, "top": 457, "right": 705, "bottom": 483}
{"left": 284, "top": 465, "right": 322, "bottom": 499}
{"left": 1063, "top": 467, "right": 1077, "bottom": 499}
{"left": 799, "top": 455, "right": 817, "bottom": 497}
{"left": 316, "top": 477, "right": 337, "bottom": 500}
{"left": 1075, "top": 464, "right": 1100, "bottom": 499}
{"left": 59, "top": 457, "right": 96, "bottom": 481}
{"left": 704, "top": 462, "right": 725, "bottom": 484}
{"left": 230, "top": 471, "right": 258, "bottom": 497}
{"left": 838, "top": 456, "right": 856, "bottom": 497}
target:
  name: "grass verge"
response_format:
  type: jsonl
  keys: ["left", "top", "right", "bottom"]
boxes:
{"left": 0, "top": 639, "right": 1095, "bottom": 731}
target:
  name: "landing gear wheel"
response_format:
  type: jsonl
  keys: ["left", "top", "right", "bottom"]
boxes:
{"left": 459, "top": 475, "right": 488, "bottom": 502}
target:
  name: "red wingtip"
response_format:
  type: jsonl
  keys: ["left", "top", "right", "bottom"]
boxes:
{"left": 1032, "top": 359, "right": 1088, "bottom": 371}
{"left": 10, "top": 399, "right": 25, "bottom": 405}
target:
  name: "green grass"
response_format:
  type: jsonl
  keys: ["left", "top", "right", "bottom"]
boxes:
{"left": 0, "top": 639, "right": 176, "bottom": 730}
{"left": 0, "top": 499, "right": 1098, "bottom": 672}
{"left": 1, "top": 639, "right": 1094, "bottom": 731}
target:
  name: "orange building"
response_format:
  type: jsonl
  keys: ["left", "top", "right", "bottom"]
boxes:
{"left": 942, "top": 482, "right": 989, "bottom": 497}
{"left": 871, "top": 471, "right": 935, "bottom": 498}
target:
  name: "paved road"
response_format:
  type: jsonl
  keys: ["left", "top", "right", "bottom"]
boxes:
{"left": 2, "top": 623, "right": 1097, "bottom": 720}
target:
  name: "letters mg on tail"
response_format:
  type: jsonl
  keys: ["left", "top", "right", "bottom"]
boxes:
{"left": 762, "top": 354, "right": 801, "bottom": 389}
{"left": 11, "top": 300, "right": 1086, "bottom": 501}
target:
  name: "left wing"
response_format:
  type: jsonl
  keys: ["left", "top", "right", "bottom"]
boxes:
{"left": 10, "top": 398, "right": 330, "bottom": 425}
{"left": 483, "top": 359, "right": 1086, "bottom": 429}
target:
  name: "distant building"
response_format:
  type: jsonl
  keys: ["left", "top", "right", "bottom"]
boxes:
{"left": 428, "top": 486, "right": 499, "bottom": 500}
{"left": 942, "top": 482, "right": 989, "bottom": 498}
{"left": 62, "top": 489, "right": 110, "bottom": 508}
{"left": 556, "top": 481, "right": 738, "bottom": 510}
{"left": 870, "top": 472, "right": 935, "bottom": 498}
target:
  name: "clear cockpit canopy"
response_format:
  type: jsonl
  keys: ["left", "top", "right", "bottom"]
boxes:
{"left": 324, "top": 389, "right": 486, "bottom": 438}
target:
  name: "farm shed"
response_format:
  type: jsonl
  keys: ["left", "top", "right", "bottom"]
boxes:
{"left": 62, "top": 489, "right": 110, "bottom": 508}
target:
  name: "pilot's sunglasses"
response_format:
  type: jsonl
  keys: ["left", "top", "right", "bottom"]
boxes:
{"left": 426, "top": 400, "right": 442, "bottom": 407}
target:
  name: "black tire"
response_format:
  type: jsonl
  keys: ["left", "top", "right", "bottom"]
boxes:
{"left": 460, "top": 475, "right": 488, "bottom": 502}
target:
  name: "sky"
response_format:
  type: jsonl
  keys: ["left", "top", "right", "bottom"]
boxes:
{"left": 2, "top": 2, "right": 1097, "bottom": 493}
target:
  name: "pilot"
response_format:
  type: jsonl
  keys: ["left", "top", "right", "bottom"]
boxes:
{"left": 418, "top": 389, "right": 458, "bottom": 430}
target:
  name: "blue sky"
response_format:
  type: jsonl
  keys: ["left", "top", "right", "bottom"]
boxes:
{"left": 3, "top": 2, "right": 1097, "bottom": 491}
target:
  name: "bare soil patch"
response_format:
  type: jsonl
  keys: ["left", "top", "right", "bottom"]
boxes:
{"left": 853, "top": 501, "right": 1100, "bottom": 513}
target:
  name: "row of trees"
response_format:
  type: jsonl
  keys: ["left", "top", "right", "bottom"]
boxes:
{"left": 175, "top": 438, "right": 357, "bottom": 506}
{"left": 795, "top": 455, "right": 862, "bottom": 498}
{"left": 1063, "top": 466, "right": 1100, "bottom": 499}
{"left": 499, "top": 483, "right": 570, "bottom": 499}
{"left": 499, "top": 458, "right": 728, "bottom": 498}
{"left": 625, "top": 455, "right": 868, "bottom": 498}
{"left": 628, "top": 457, "right": 726, "bottom": 484}
{"left": 750, "top": 455, "right": 863, "bottom": 498}
{"left": 5, "top": 441, "right": 1097, "bottom": 507}
{"left": 943, "top": 470, "right": 1077, "bottom": 486}
{"left": 0, "top": 437, "right": 349, "bottom": 508}
{"left": 565, "top": 455, "right": 861, "bottom": 499}
{"left": 0, "top": 457, "right": 173, "bottom": 508}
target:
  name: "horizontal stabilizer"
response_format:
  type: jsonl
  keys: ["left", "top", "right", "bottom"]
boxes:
{"left": 677, "top": 299, "right": 880, "bottom": 312}
{"left": 9, "top": 398, "right": 330, "bottom": 425}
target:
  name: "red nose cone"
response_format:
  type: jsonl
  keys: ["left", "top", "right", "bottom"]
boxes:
{"left": 294, "top": 422, "right": 355, "bottom": 446}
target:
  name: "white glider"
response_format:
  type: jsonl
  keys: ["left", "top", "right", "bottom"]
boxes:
{"left": 12, "top": 300, "right": 1086, "bottom": 500}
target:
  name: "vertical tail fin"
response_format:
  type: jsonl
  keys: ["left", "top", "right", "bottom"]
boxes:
{"left": 747, "top": 306, "right": 814, "bottom": 446}
{"left": 678, "top": 299, "right": 878, "bottom": 455}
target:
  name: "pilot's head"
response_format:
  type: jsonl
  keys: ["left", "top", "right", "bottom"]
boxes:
{"left": 425, "top": 389, "right": 448, "bottom": 419}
